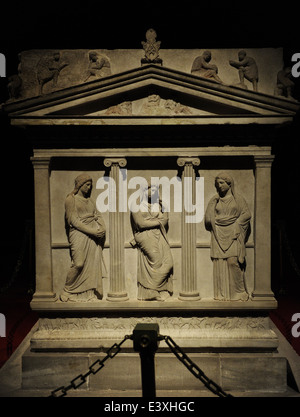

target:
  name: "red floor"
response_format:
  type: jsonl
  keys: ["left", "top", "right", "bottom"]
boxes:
{"left": 269, "top": 294, "right": 300, "bottom": 356}
{"left": 0, "top": 288, "right": 38, "bottom": 369}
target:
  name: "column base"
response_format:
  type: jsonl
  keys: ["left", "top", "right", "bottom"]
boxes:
{"left": 251, "top": 290, "right": 277, "bottom": 303}
{"left": 31, "top": 291, "right": 57, "bottom": 303}
{"left": 106, "top": 292, "right": 129, "bottom": 302}
{"left": 178, "top": 292, "right": 201, "bottom": 301}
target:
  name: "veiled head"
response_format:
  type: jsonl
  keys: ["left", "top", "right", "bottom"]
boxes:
{"left": 71, "top": 173, "right": 93, "bottom": 195}
{"left": 215, "top": 172, "right": 235, "bottom": 196}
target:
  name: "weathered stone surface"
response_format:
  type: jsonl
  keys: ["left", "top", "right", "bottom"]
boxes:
{"left": 4, "top": 43, "right": 299, "bottom": 395}
{"left": 21, "top": 350, "right": 287, "bottom": 393}
{"left": 220, "top": 355, "right": 287, "bottom": 391}
{"left": 89, "top": 354, "right": 141, "bottom": 390}
{"left": 22, "top": 349, "right": 89, "bottom": 390}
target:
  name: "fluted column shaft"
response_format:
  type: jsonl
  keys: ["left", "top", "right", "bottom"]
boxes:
{"left": 177, "top": 157, "right": 201, "bottom": 301}
{"left": 104, "top": 158, "right": 128, "bottom": 301}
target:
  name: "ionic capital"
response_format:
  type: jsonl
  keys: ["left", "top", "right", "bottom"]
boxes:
{"left": 104, "top": 158, "right": 127, "bottom": 168}
{"left": 177, "top": 157, "right": 201, "bottom": 167}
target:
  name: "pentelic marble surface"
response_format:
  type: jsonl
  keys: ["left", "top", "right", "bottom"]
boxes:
{"left": 2, "top": 30, "right": 300, "bottom": 395}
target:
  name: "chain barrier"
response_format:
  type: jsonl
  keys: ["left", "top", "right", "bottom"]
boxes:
{"left": 161, "top": 335, "right": 233, "bottom": 398}
{"left": 49, "top": 334, "right": 132, "bottom": 397}
{"left": 50, "top": 332, "right": 232, "bottom": 398}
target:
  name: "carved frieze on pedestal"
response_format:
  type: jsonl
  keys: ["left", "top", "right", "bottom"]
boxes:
{"left": 31, "top": 315, "right": 278, "bottom": 351}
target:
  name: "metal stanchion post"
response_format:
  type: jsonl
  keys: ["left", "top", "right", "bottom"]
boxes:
{"left": 133, "top": 323, "right": 160, "bottom": 398}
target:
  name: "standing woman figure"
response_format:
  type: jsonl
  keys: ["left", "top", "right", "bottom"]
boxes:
{"left": 60, "top": 174, "right": 106, "bottom": 302}
{"left": 205, "top": 172, "right": 251, "bottom": 301}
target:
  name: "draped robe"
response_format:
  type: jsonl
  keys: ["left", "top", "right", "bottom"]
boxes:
{"left": 205, "top": 193, "right": 251, "bottom": 300}
{"left": 131, "top": 201, "right": 173, "bottom": 300}
{"left": 60, "top": 194, "right": 106, "bottom": 302}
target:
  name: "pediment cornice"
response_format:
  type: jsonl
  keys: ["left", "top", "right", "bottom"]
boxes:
{"left": 3, "top": 64, "right": 299, "bottom": 126}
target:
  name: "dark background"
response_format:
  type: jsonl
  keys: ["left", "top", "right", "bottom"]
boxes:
{"left": 0, "top": 1, "right": 300, "bottom": 297}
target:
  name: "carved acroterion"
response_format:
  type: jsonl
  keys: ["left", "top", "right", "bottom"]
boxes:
{"left": 141, "top": 29, "right": 163, "bottom": 66}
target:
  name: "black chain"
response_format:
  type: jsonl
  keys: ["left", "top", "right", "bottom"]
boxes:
{"left": 50, "top": 332, "right": 232, "bottom": 398}
{"left": 49, "top": 334, "right": 132, "bottom": 397}
{"left": 161, "top": 335, "right": 233, "bottom": 398}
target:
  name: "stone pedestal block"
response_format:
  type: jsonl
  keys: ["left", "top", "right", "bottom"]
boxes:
{"left": 21, "top": 350, "right": 287, "bottom": 394}
{"left": 22, "top": 351, "right": 89, "bottom": 390}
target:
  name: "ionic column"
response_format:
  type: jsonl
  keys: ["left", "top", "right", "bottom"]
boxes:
{"left": 31, "top": 156, "right": 56, "bottom": 302}
{"left": 252, "top": 155, "right": 276, "bottom": 301}
{"left": 103, "top": 158, "right": 129, "bottom": 301}
{"left": 177, "top": 157, "right": 201, "bottom": 301}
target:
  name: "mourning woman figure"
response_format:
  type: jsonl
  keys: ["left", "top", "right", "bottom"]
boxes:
{"left": 60, "top": 174, "right": 106, "bottom": 302}
{"left": 205, "top": 173, "right": 251, "bottom": 301}
{"left": 130, "top": 182, "right": 173, "bottom": 301}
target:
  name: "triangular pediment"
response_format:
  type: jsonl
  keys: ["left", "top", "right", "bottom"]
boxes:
{"left": 4, "top": 64, "right": 299, "bottom": 126}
